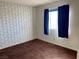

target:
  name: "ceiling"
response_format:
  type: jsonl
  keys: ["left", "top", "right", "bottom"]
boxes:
{"left": 0, "top": 0, "right": 59, "bottom": 6}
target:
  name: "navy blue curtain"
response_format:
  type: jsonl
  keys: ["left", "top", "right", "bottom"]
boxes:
{"left": 44, "top": 9, "right": 49, "bottom": 35}
{"left": 58, "top": 5, "right": 69, "bottom": 38}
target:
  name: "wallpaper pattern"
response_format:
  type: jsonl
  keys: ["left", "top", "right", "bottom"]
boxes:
{"left": 0, "top": 1, "right": 33, "bottom": 49}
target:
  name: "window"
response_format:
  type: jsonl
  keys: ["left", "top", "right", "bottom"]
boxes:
{"left": 44, "top": 5, "right": 69, "bottom": 38}
{"left": 49, "top": 10, "right": 58, "bottom": 37}
{"left": 49, "top": 10, "right": 58, "bottom": 30}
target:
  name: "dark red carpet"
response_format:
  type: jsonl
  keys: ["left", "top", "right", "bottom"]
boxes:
{"left": 0, "top": 39, "right": 77, "bottom": 59}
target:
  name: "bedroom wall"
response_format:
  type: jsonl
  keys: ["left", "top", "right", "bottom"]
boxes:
{"left": 35, "top": 0, "right": 79, "bottom": 58}
{"left": 0, "top": 1, "right": 34, "bottom": 49}
{"left": 32, "top": 7, "right": 37, "bottom": 38}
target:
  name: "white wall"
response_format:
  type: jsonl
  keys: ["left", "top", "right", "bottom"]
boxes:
{"left": 32, "top": 7, "right": 38, "bottom": 38}
{"left": 35, "top": 0, "right": 79, "bottom": 58}
{"left": 0, "top": 1, "right": 34, "bottom": 49}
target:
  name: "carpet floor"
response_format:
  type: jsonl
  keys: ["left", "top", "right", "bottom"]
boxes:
{"left": 0, "top": 39, "right": 77, "bottom": 59}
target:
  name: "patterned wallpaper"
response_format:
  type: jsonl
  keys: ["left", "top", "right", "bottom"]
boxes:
{"left": 0, "top": 1, "right": 33, "bottom": 49}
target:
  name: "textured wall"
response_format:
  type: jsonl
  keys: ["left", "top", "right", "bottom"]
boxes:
{"left": 0, "top": 1, "right": 33, "bottom": 49}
